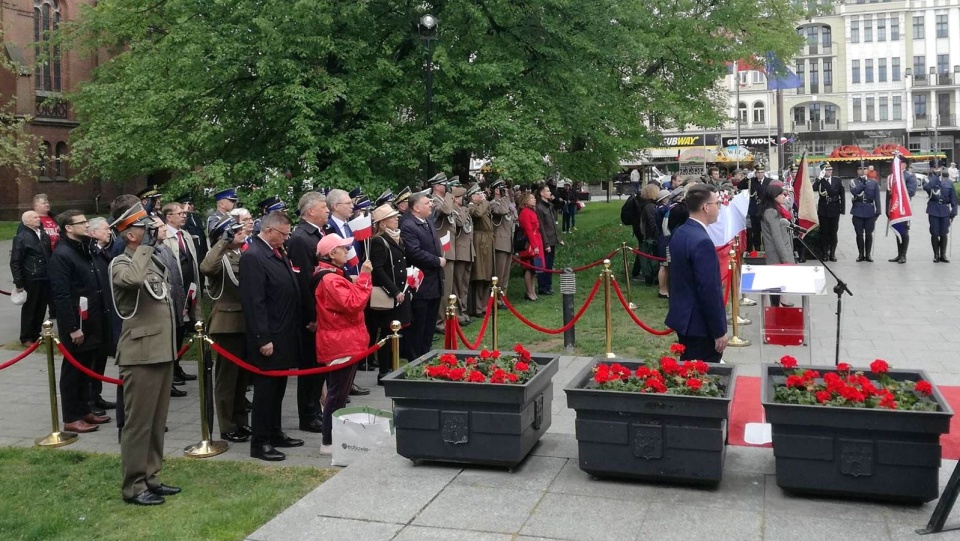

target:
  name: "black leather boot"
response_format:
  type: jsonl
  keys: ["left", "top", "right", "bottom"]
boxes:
{"left": 899, "top": 238, "right": 909, "bottom": 263}
{"left": 932, "top": 236, "right": 941, "bottom": 262}
{"left": 889, "top": 240, "right": 902, "bottom": 262}
{"left": 864, "top": 235, "right": 874, "bottom": 262}
{"left": 940, "top": 235, "right": 950, "bottom": 263}
{"left": 856, "top": 237, "right": 865, "bottom": 262}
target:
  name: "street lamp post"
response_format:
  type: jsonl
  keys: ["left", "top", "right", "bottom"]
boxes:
{"left": 930, "top": 67, "right": 939, "bottom": 169}
{"left": 419, "top": 14, "right": 438, "bottom": 177}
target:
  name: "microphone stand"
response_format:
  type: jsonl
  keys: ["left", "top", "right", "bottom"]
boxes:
{"left": 791, "top": 227, "right": 852, "bottom": 366}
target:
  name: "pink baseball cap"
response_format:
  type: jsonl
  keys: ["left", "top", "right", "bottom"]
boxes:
{"left": 316, "top": 234, "right": 354, "bottom": 257}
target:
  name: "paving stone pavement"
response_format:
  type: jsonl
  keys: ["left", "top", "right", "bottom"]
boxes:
{"left": 2, "top": 205, "right": 960, "bottom": 540}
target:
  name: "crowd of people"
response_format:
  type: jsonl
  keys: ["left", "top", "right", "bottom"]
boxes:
{"left": 6, "top": 174, "right": 581, "bottom": 506}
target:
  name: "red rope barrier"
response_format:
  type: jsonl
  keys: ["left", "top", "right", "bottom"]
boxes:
{"left": 176, "top": 341, "right": 192, "bottom": 361}
{"left": 500, "top": 278, "right": 602, "bottom": 334}
{"left": 55, "top": 341, "right": 123, "bottom": 385}
{"left": 610, "top": 281, "right": 675, "bottom": 336}
{"left": 0, "top": 289, "right": 11, "bottom": 296}
{"left": 630, "top": 247, "right": 667, "bottom": 262}
{"left": 209, "top": 338, "right": 383, "bottom": 377}
{"left": 512, "top": 249, "right": 619, "bottom": 274}
{"left": 0, "top": 340, "right": 41, "bottom": 371}
{"left": 452, "top": 296, "right": 495, "bottom": 350}
{"left": 722, "top": 272, "right": 732, "bottom": 307}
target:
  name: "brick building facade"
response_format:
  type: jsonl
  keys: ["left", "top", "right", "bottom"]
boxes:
{"left": 1, "top": 0, "right": 142, "bottom": 220}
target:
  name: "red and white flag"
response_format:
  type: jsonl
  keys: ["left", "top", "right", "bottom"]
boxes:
{"left": 406, "top": 266, "right": 424, "bottom": 291}
{"left": 347, "top": 214, "right": 372, "bottom": 241}
{"left": 887, "top": 153, "right": 913, "bottom": 241}
{"left": 792, "top": 152, "right": 819, "bottom": 235}
{"left": 78, "top": 296, "right": 89, "bottom": 320}
{"left": 440, "top": 231, "right": 451, "bottom": 252}
{"left": 187, "top": 282, "right": 198, "bottom": 306}
{"left": 346, "top": 246, "right": 360, "bottom": 267}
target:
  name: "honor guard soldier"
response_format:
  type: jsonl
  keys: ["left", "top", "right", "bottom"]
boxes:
{"left": 812, "top": 164, "right": 845, "bottom": 261}
{"left": 110, "top": 203, "right": 180, "bottom": 506}
{"left": 850, "top": 166, "right": 881, "bottom": 262}
{"left": 887, "top": 159, "right": 918, "bottom": 263}
{"left": 451, "top": 186, "right": 473, "bottom": 319}
{"left": 468, "top": 184, "right": 495, "bottom": 317}
{"left": 253, "top": 196, "right": 286, "bottom": 235}
{"left": 137, "top": 188, "right": 163, "bottom": 216}
{"left": 489, "top": 180, "right": 515, "bottom": 296}
{"left": 429, "top": 173, "right": 458, "bottom": 328}
{"left": 737, "top": 166, "right": 770, "bottom": 251}
{"left": 923, "top": 166, "right": 959, "bottom": 263}
{"left": 395, "top": 186, "right": 412, "bottom": 227}
{"left": 207, "top": 188, "right": 239, "bottom": 233}
{"left": 176, "top": 194, "right": 209, "bottom": 263}
{"left": 374, "top": 190, "right": 396, "bottom": 208}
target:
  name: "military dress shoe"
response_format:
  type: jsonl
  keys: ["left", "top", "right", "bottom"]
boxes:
{"left": 124, "top": 490, "right": 165, "bottom": 506}
{"left": 272, "top": 433, "right": 305, "bottom": 448}
{"left": 83, "top": 413, "right": 111, "bottom": 424}
{"left": 349, "top": 384, "right": 370, "bottom": 396}
{"left": 172, "top": 374, "right": 185, "bottom": 385}
{"left": 149, "top": 484, "right": 181, "bottom": 496}
{"left": 170, "top": 387, "right": 187, "bottom": 398}
{"left": 175, "top": 368, "right": 197, "bottom": 381}
{"left": 251, "top": 443, "right": 286, "bottom": 461}
{"left": 94, "top": 397, "right": 117, "bottom": 410}
{"left": 238, "top": 424, "right": 253, "bottom": 436}
{"left": 89, "top": 405, "right": 107, "bottom": 416}
{"left": 221, "top": 430, "right": 251, "bottom": 443}
{"left": 298, "top": 419, "right": 323, "bottom": 433}
{"left": 64, "top": 420, "right": 99, "bottom": 433}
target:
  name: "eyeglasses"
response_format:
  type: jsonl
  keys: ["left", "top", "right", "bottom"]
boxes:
{"left": 268, "top": 226, "right": 291, "bottom": 238}
{"left": 704, "top": 201, "right": 721, "bottom": 208}
{"left": 336, "top": 201, "right": 352, "bottom": 206}
{"left": 68, "top": 220, "right": 88, "bottom": 226}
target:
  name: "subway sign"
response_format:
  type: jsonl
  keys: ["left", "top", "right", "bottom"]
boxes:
{"left": 661, "top": 134, "right": 720, "bottom": 147}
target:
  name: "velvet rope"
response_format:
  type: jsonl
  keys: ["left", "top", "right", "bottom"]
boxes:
{"left": 0, "top": 340, "right": 41, "bottom": 371}
{"left": 55, "top": 341, "right": 123, "bottom": 385}
{"left": 630, "top": 247, "right": 667, "bottom": 262}
{"left": 209, "top": 337, "right": 385, "bottom": 377}
{"left": 610, "top": 281, "right": 675, "bottom": 336}
{"left": 0, "top": 289, "right": 11, "bottom": 296}
{"left": 512, "top": 248, "right": 620, "bottom": 274}
{"left": 452, "top": 296, "right": 495, "bottom": 350}
{"left": 176, "top": 340, "right": 192, "bottom": 361}
{"left": 500, "top": 277, "right": 602, "bottom": 334}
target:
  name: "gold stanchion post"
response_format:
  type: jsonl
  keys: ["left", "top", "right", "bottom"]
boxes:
{"left": 445, "top": 294, "right": 458, "bottom": 349}
{"left": 36, "top": 320, "right": 78, "bottom": 447}
{"left": 728, "top": 248, "right": 751, "bottom": 347}
{"left": 727, "top": 242, "right": 751, "bottom": 326}
{"left": 491, "top": 276, "right": 499, "bottom": 351}
{"left": 184, "top": 321, "right": 228, "bottom": 458}
{"left": 390, "top": 320, "right": 402, "bottom": 372}
{"left": 735, "top": 236, "right": 758, "bottom": 307}
{"left": 603, "top": 260, "right": 615, "bottom": 358}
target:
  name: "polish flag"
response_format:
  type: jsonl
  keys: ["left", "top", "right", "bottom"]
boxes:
{"left": 78, "top": 296, "right": 89, "bottom": 320}
{"left": 792, "top": 152, "right": 819, "bottom": 235}
{"left": 347, "top": 214, "right": 372, "bottom": 241}
{"left": 406, "top": 266, "right": 424, "bottom": 290}
{"left": 187, "top": 282, "right": 198, "bottom": 306}
{"left": 346, "top": 246, "right": 360, "bottom": 267}
{"left": 440, "top": 231, "right": 451, "bottom": 252}
{"left": 887, "top": 152, "right": 913, "bottom": 241}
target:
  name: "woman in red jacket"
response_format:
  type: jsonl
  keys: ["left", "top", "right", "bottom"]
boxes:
{"left": 314, "top": 233, "right": 373, "bottom": 454}
{"left": 517, "top": 192, "right": 544, "bottom": 301}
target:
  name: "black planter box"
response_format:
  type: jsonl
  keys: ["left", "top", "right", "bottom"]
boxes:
{"left": 565, "top": 360, "right": 736, "bottom": 485}
{"left": 381, "top": 350, "right": 558, "bottom": 468}
{"left": 761, "top": 364, "right": 954, "bottom": 503}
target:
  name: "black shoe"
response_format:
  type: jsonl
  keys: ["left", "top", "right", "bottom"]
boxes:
{"left": 221, "top": 430, "right": 251, "bottom": 443}
{"left": 856, "top": 255, "right": 865, "bottom": 262}
{"left": 941, "top": 256, "right": 951, "bottom": 263}
{"left": 89, "top": 405, "right": 107, "bottom": 416}
{"left": 271, "top": 433, "right": 304, "bottom": 448}
{"left": 377, "top": 374, "right": 385, "bottom": 386}
{"left": 170, "top": 387, "right": 187, "bottom": 398}
{"left": 238, "top": 424, "right": 253, "bottom": 436}
{"left": 175, "top": 368, "right": 197, "bottom": 381}
{"left": 888, "top": 255, "right": 901, "bottom": 262}
{"left": 828, "top": 255, "right": 837, "bottom": 262}
{"left": 251, "top": 442, "right": 286, "bottom": 461}
{"left": 349, "top": 384, "right": 370, "bottom": 396}
{"left": 298, "top": 419, "right": 323, "bottom": 433}
{"left": 124, "top": 490, "right": 165, "bottom": 506}
{"left": 149, "top": 484, "right": 181, "bottom": 496}
{"left": 94, "top": 397, "right": 117, "bottom": 410}
{"left": 172, "top": 374, "right": 186, "bottom": 386}
{"left": 865, "top": 256, "right": 874, "bottom": 262}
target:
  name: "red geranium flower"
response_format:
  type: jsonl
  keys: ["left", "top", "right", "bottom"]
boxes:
{"left": 785, "top": 375, "right": 806, "bottom": 389}
{"left": 506, "top": 373, "right": 518, "bottom": 383}
{"left": 837, "top": 362, "right": 850, "bottom": 373}
{"left": 915, "top": 380, "right": 933, "bottom": 396}
{"left": 815, "top": 390, "right": 831, "bottom": 403}
{"left": 448, "top": 367, "right": 466, "bottom": 381}
{"left": 479, "top": 349, "right": 492, "bottom": 359}
{"left": 669, "top": 343, "right": 686, "bottom": 355}
{"left": 644, "top": 378, "right": 667, "bottom": 393}
{"left": 467, "top": 370, "right": 486, "bottom": 383}
{"left": 660, "top": 357, "right": 679, "bottom": 375}
{"left": 465, "top": 356, "right": 478, "bottom": 365}
{"left": 779, "top": 355, "right": 798, "bottom": 369}
{"left": 439, "top": 353, "right": 458, "bottom": 366}
{"left": 870, "top": 359, "right": 890, "bottom": 374}
{"left": 686, "top": 378, "right": 703, "bottom": 390}
{"left": 515, "top": 361, "right": 530, "bottom": 372}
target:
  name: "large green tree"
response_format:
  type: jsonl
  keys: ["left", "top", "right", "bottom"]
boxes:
{"left": 63, "top": 0, "right": 807, "bottom": 197}
{"left": 1, "top": 32, "right": 39, "bottom": 181}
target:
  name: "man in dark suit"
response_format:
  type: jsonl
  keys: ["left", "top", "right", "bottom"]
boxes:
{"left": 239, "top": 211, "right": 304, "bottom": 461}
{"left": 286, "top": 192, "right": 329, "bottom": 434}
{"left": 665, "top": 184, "right": 728, "bottom": 363}
{"left": 400, "top": 191, "right": 447, "bottom": 360}
{"left": 324, "top": 188, "right": 362, "bottom": 276}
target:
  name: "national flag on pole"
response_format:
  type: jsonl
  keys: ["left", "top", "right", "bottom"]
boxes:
{"left": 406, "top": 266, "right": 424, "bottom": 291}
{"left": 887, "top": 153, "right": 913, "bottom": 241}
{"left": 440, "top": 231, "right": 451, "bottom": 252}
{"left": 792, "top": 152, "right": 819, "bottom": 235}
{"left": 347, "top": 214, "right": 372, "bottom": 241}
{"left": 346, "top": 246, "right": 359, "bottom": 267}
{"left": 765, "top": 52, "right": 803, "bottom": 90}
{"left": 79, "top": 296, "right": 88, "bottom": 320}
{"left": 706, "top": 190, "right": 750, "bottom": 247}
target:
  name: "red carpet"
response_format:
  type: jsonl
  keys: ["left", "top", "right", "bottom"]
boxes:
{"left": 728, "top": 376, "right": 960, "bottom": 459}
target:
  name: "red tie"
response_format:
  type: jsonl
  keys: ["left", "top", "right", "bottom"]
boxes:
{"left": 176, "top": 230, "right": 186, "bottom": 252}
{"left": 273, "top": 248, "right": 282, "bottom": 259}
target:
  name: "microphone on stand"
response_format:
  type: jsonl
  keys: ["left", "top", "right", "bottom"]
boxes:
{"left": 780, "top": 218, "right": 809, "bottom": 236}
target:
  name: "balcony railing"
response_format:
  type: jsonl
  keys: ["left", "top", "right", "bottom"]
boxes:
{"left": 35, "top": 96, "right": 69, "bottom": 119}
{"left": 913, "top": 115, "right": 957, "bottom": 128}
{"left": 939, "top": 114, "right": 956, "bottom": 127}
{"left": 910, "top": 73, "right": 959, "bottom": 87}
{"left": 792, "top": 120, "right": 840, "bottom": 132}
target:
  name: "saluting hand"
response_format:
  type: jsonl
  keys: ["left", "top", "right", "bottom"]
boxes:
{"left": 260, "top": 342, "right": 274, "bottom": 356}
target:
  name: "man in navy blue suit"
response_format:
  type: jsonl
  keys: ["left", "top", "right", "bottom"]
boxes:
{"left": 400, "top": 191, "right": 447, "bottom": 360}
{"left": 665, "top": 184, "right": 728, "bottom": 363}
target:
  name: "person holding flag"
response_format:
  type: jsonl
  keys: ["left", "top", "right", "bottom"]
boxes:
{"left": 325, "top": 189, "right": 363, "bottom": 276}
{"left": 922, "top": 165, "right": 958, "bottom": 263}
{"left": 886, "top": 156, "right": 917, "bottom": 264}
{"left": 366, "top": 204, "right": 412, "bottom": 385}
{"left": 400, "top": 191, "right": 446, "bottom": 360}
{"left": 850, "top": 166, "right": 882, "bottom": 262}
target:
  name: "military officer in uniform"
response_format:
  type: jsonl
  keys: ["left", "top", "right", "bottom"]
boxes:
{"left": 737, "top": 166, "right": 769, "bottom": 251}
{"left": 469, "top": 184, "right": 495, "bottom": 317}
{"left": 850, "top": 166, "right": 881, "bottom": 262}
{"left": 489, "top": 180, "right": 515, "bottom": 297}
{"left": 451, "top": 186, "right": 474, "bottom": 318}
{"left": 395, "top": 187, "right": 412, "bottom": 227}
{"left": 110, "top": 203, "right": 180, "bottom": 506}
{"left": 887, "top": 159, "right": 919, "bottom": 263}
{"left": 200, "top": 215, "right": 252, "bottom": 443}
{"left": 923, "top": 166, "right": 959, "bottom": 263}
{"left": 812, "top": 164, "right": 845, "bottom": 261}
{"left": 253, "top": 196, "right": 286, "bottom": 235}
{"left": 206, "top": 188, "right": 238, "bottom": 233}
{"left": 429, "top": 173, "right": 458, "bottom": 328}
{"left": 176, "top": 195, "right": 209, "bottom": 264}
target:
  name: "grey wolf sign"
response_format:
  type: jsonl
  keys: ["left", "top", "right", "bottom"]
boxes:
{"left": 723, "top": 136, "right": 778, "bottom": 148}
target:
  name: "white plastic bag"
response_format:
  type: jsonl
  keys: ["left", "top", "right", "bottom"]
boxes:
{"left": 330, "top": 406, "right": 394, "bottom": 467}
{"left": 10, "top": 289, "right": 27, "bottom": 306}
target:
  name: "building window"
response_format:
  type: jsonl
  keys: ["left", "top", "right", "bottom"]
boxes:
{"left": 878, "top": 58, "right": 887, "bottom": 82}
{"left": 809, "top": 103, "right": 821, "bottom": 122}
{"left": 824, "top": 104, "right": 838, "bottom": 124}
{"left": 33, "top": 0, "right": 62, "bottom": 93}
{"left": 892, "top": 57, "right": 901, "bottom": 81}
{"left": 877, "top": 17, "right": 886, "bottom": 41}
{"left": 752, "top": 71, "right": 765, "bottom": 84}
{"left": 936, "top": 14, "right": 948, "bottom": 38}
{"left": 913, "top": 16, "right": 924, "bottom": 39}
{"left": 866, "top": 97, "right": 875, "bottom": 121}
{"left": 753, "top": 101, "right": 765, "bottom": 124}
{"left": 879, "top": 97, "right": 889, "bottom": 121}
{"left": 913, "top": 56, "right": 926, "bottom": 78}
{"left": 38, "top": 141, "right": 51, "bottom": 178}
{"left": 738, "top": 102, "right": 747, "bottom": 123}
{"left": 853, "top": 98, "right": 862, "bottom": 122}
{"left": 793, "top": 106, "right": 806, "bottom": 125}
{"left": 807, "top": 26, "right": 818, "bottom": 54}
{"left": 914, "top": 94, "right": 927, "bottom": 118}
{"left": 893, "top": 96, "right": 902, "bottom": 120}
{"left": 891, "top": 16, "right": 900, "bottom": 40}
{"left": 852, "top": 60, "right": 860, "bottom": 84}
{"left": 865, "top": 59, "right": 874, "bottom": 83}
{"left": 796, "top": 61, "right": 805, "bottom": 94}
{"left": 864, "top": 16, "right": 873, "bottom": 42}
{"left": 937, "top": 54, "right": 949, "bottom": 74}
{"left": 54, "top": 142, "right": 67, "bottom": 178}
{"left": 810, "top": 63, "right": 819, "bottom": 93}
{"left": 822, "top": 26, "right": 832, "bottom": 50}
{"left": 851, "top": 19, "right": 860, "bottom": 43}
{"left": 824, "top": 61, "right": 833, "bottom": 90}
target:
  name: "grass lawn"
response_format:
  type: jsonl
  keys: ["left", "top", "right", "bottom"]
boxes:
{"left": 0, "top": 221, "right": 20, "bottom": 241}
{"left": 487, "top": 201, "right": 676, "bottom": 361}
{"left": 0, "top": 447, "right": 335, "bottom": 541}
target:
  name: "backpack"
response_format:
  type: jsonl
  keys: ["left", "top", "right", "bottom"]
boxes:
{"left": 620, "top": 195, "right": 639, "bottom": 226}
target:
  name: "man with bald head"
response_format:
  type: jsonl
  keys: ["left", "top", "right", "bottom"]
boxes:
{"left": 10, "top": 210, "right": 53, "bottom": 346}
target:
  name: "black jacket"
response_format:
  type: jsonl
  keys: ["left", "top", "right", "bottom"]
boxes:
{"left": 400, "top": 213, "right": 443, "bottom": 299}
{"left": 48, "top": 237, "right": 111, "bottom": 352}
{"left": 10, "top": 225, "right": 51, "bottom": 287}
{"left": 239, "top": 236, "right": 302, "bottom": 369}
{"left": 366, "top": 234, "right": 412, "bottom": 328}
{"left": 287, "top": 220, "right": 325, "bottom": 324}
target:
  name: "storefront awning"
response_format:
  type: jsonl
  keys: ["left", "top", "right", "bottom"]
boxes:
{"left": 678, "top": 147, "right": 718, "bottom": 163}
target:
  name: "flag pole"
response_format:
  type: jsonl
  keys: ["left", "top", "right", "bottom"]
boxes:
{"left": 735, "top": 60, "right": 741, "bottom": 171}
